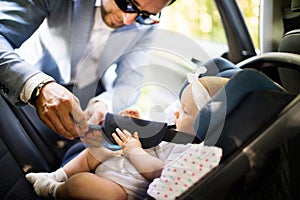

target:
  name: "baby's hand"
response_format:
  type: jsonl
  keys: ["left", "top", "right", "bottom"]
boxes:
{"left": 112, "top": 128, "right": 142, "bottom": 157}
{"left": 119, "top": 108, "right": 141, "bottom": 119}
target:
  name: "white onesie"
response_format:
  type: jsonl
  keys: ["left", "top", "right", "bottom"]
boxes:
{"left": 95, "top": 142, "right": 222, "bottom": 199}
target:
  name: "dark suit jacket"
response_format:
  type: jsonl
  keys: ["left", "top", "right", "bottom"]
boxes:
{"left": 0, "top": 0, "right": 206, "bottom": 110}
{"left": 0, "top": 0, "right": 154, "bottom": 106}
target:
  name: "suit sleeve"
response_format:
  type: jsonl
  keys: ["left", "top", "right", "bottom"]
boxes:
{"left": 0, "top": 0, "right": 58, "bottom": 105}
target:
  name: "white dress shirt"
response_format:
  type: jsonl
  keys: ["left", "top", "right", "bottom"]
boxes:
{"left": 20, "top": 1, "right": 113, "bottom": 104}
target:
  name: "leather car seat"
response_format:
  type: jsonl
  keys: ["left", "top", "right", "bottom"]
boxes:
{"left": 178, "top": 69, "right": 300, "bottom": 199}
{"left": 277, "top": 29, "right": 300, "bottom": 93}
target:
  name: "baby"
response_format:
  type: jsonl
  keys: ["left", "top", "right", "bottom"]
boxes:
{"left": 26, "top": 71, "right": 228, "bottom": 200}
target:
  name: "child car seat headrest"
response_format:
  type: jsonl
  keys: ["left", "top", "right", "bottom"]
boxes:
{"left": 194, "top": 69, "right": 285, "bottom": 143}
{"left": 179, "top": 57, "right": 241, "bottom": 99}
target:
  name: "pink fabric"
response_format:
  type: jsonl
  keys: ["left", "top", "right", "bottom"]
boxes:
{"left": 147, "top": 143, "right": 222, "bottom": 199}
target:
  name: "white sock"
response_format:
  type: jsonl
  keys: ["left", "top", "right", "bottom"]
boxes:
{"left": 26, "top": 168, "right": 68, "bottom": 197}
{"left": 50, "top": 168, "right": 68, "bottom": 182}
{"left": 26, "top": 168, "right": 68, "bottom": 182}
{"left": 26, "top": 174, "right": 64, "bottom": 197}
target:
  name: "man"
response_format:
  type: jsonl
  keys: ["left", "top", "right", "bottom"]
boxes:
{"left": 0, "top": 0, "right": 175, "bottom": 140}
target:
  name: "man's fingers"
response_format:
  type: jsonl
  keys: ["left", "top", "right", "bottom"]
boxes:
{"left": 80, "top": 127, "right": 105, "bottom": 147}
{"left": 70, "top": 100, "right": 88, "bottom": 132}
{"left": 45, "top": 102, "right": 77, "bottom": 135}
{"left": 38, "top": 109, "right": 75, "bottom": 139}
{"left": 39, "top": 114, "right": 58, "bottom": 133}
{"left": 35, "top": 83, "right": 84, "bottom": 139}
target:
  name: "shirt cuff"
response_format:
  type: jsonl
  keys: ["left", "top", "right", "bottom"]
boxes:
{"left": 20, "top": 73, "right": 55, "bottom": 104}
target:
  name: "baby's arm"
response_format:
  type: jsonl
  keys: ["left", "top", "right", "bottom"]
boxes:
{"left": 112, "top": 128, "right": 164, "bottom": 181}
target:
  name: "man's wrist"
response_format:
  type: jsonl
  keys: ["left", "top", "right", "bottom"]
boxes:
{"left": 20, "top": 73, "right": 55, "bottom": 105}
{"left": 28, "top": 78, "right": 55, "bottom": 107}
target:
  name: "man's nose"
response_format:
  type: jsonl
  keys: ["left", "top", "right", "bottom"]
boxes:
{"left": 122, "top": 13, "right": 137, "bottom": 25}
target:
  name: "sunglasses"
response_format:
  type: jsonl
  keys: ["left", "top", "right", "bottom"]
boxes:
{"left": 114, "top": 0, "right": 161, "bottom": 25}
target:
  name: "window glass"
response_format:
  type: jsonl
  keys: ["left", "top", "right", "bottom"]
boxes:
{"left": 159, "top": 0, "right": 260, "bottom": 52}
{"left": 160, "top": 0, "right": 225, "bottom": 43}
{"left": 237, "top": 0, "right": 260, "bottom": 49}
{"left": 159, "top": 0, "right": 227, "bottom": 58}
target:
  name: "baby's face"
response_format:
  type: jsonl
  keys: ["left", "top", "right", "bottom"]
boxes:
{"left": 174, "top": 84, "right": 199, "bottom": 135}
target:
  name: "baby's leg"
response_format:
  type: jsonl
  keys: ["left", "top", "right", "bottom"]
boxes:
{"left": 63, "top": 146, "right": 121, "bottom": 177}
{"left": 56, "top": 172, "right": 127, "bottom": 200}
{"left": 26, "top": 148, "right": 99, "bottom": 186}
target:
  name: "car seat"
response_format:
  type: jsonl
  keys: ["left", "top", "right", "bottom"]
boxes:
{"left": 177, "top": 69, "right": 300, "bottom": 200}
{"left": 182, "top": 6, "right": 300, "bottom": 194}
{"left": 236, "top": 0, "right": 300, "bottom": 93}
{"left": 0, "top": 96, "right": 78, "bottom": 199}
{"left": 63, "top": 57, "right": 241, "bottom": 163}
{"left": 275, "top": 4, "right": 300, "bottom": 198}
{"left": 180, "top": 3, "right": 300, "bottom": 191}
{"left": 229, "top": 2, "right": 300, "bottom": 198}
{"left": 277, "top": 28, "right": 300, "bottom": 93}
{"left": 0, "top": 95, "right": 49, "bottom": 199}
{"left": 101, "top": 68, "right": 299, "bottom": 199}
{"left": 178, "top": 57, "right": 241, "bottom": 98}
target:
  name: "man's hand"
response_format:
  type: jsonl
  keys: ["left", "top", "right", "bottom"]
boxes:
{"left": 84, "top": 99, "right": 109, "bottom": 125}
{"left": 80, "top": 126, "right": 105, "bottom": 147}
{"left": 35, "top": 82, "right": 88, "bottom": 139}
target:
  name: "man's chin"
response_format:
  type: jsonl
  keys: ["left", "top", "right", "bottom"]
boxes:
{"left": 104, "top": 19, "right": 124, "bottom": 29}
{"left": 110, "top": 23, "right": 124, "bottom": 29}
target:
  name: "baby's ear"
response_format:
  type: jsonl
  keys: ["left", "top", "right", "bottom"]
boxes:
{"left": 174, "top": 110, "right": 180, "bottom": 119}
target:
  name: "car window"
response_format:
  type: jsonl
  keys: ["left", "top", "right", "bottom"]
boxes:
{"left": 237, "top": 0, "right": 260, "bottom": 49}
{"left": 159, "top": 0, "right": 228, "bottom": 58}
{"left": 160, "top": 0, "right": 260, "bottom": 54}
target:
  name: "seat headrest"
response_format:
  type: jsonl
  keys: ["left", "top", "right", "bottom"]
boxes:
{"left": 292, "top": 0, "right": 300, "bottom": 12}
{"left": 278, "top": 29, "right": 300, "bottom": 54}
{"left": 194, "top": 69, "right": 285, "bottom": 142}
{"left": 179, "top": 57, "right": 241, "bottom": 98}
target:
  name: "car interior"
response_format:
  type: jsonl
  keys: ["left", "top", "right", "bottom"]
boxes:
{"left": 0, "top": 0, "right": 300, "bottom": 199}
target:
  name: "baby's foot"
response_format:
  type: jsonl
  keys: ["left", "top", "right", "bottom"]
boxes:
{"left": 26, "top": 168, "right": 67, "bottom": 182}
{"left": 26, "top": 174, "right": 63, "bottom": 197}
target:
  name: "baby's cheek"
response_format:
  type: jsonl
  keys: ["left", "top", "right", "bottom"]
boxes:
{"left": 181, "top": 119, "right": 196, "bottom": 135}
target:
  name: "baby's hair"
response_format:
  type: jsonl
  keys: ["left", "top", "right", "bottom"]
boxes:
{"left": 199, "top": 76, "right": 229, "bottom": 98}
